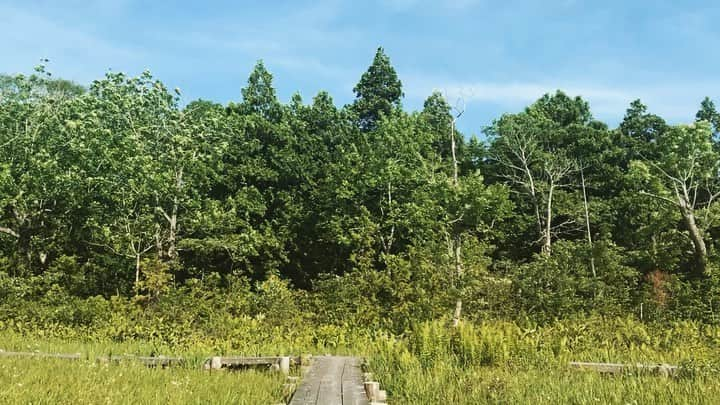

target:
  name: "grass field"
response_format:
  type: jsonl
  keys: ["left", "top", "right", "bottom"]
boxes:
{"left": 369, "top": 359, "right": 720, "bottom": 404}
{"left": 2, "top": 317, "right": 720, "bottom": 404}
{"left": 366, "top": 318, "right": 720, "bottom": 404}
{"left": 0, "top": 358, "right": 285, "bottom": 404}
{"left": 0, "top": 332, "right": 290, "bottom": 405}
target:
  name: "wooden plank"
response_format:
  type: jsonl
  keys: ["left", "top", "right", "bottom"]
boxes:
{"left": 289, "top": 356, "right": 369, "bottom": 405}
{"left": 97, "top": 355, "right": 185, "bottom": 367}
{"left": 315, "top": 357, "right": 343, "bottom": 405}
{"left": 289, "top": 356, "right": 323, "bottom": 404}
{"left": 0, "top": 350, "right": 184, "bottom": 367}
{"left": 204, "top": 356, "right": 301, "bottom": 370}
{"left": 569, "top": 361, "right": 678, "bottom": 376}
{"left": 0, "top": 351, "right": 82, "bottom": 360}
{"left": 343, "top": 357, "right": 369, "bottom": 405}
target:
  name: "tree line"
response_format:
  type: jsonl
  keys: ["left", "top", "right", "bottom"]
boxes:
{"left": 2, "top": 48, "right": 720, "bottom": 324}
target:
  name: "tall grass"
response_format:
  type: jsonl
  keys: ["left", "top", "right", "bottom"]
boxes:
{"left": 367, "top": 317, "right": 720, "bottom": 404}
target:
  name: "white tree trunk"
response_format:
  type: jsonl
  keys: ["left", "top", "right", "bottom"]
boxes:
{"left": 135, "top": 253, "right": 141, "bottom": 295}
{"left": 450, "top": 113, "right": 464, "bottom": 327}
{"left": 541, "top": 184, "right": 554, "bottom": 256}
{"left": 581, "top": 168, "right": 596, "bottom": 279}
{"left": 678, "top": 194, "right": 707, "bottom": 275}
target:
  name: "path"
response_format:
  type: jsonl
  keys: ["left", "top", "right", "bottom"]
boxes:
{"left": 289, "top": 356, "right": 369, "bottom": 405}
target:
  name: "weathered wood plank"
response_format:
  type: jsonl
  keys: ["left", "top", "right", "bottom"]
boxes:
{"left": 569, "top": 361, "right": 678, "bottom": 376}
{"left": 289, "top": 356, "right": 369, "bottom": 405}
{"left": 342, "top": 357, "right": 369, "bottom": 405}
{"left": 316, "top": 357, "right": 343, "bottom": 405}
{"left": 0, "top": 351, "right": 82, "bottom": 360}
{"left": 97, "top": 355, "right": 185, "bottom": 367}
{"left": 203, "top": 356, "right": 300, "bottom": 372}
{"left": 289, "top": 356, "right": 322, "bottom": 404}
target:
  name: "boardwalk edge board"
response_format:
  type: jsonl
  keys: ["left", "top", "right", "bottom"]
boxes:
{"left": 569, "top": 361, "right": 679, "bottom": 377}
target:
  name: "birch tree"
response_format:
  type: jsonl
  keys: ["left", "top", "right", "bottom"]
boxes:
{"left": 632, "top": 122, "right": 720, "bottom": 276}
{"left": 491, "top": 115, "right": 577, "bottom": 256}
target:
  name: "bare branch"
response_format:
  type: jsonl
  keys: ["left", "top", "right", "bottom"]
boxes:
{"left": 639, "top": 190, "right": 680, "bottom": 207}
{"left": 0, "top": 226, "right": 19, "bottom": 239}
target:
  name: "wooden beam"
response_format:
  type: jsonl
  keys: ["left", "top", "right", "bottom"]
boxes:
{"left": 96, "top": 355, "right": 185, "bottom": 367}
{"left": 204, "top": 356, "right": 301, "bottom": 371}
{"left": 0, "top": 351, "right": 81, "bottom": 360}
{"left": 569, "top": 361, "right": 678, "bottom": 377}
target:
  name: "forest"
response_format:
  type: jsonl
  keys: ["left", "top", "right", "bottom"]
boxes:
{"left": 2, "top": 48, "right": 720, "bottom": 403}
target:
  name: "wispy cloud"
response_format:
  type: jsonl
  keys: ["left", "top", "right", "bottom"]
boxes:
{"left": 380, "top": 0, "right": 483, "bottom": 12}
{"left": 0, "top": 3, "right": 142, "bottom": 81}
{"left": 403, "top": 75, "right": 720, "bottom": 124}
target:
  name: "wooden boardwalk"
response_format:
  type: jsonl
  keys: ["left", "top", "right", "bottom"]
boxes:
{"left": 289, "top": 356, "right": 369, "bottom": 405}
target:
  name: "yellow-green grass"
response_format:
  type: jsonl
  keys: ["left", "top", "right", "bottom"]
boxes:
{"left": 0, "top": 357, "right": 285, "bottom": 404}
{"left": 0, "top": 331, "right": 294, "bottom": 404}
{"left": 369, "top": 360, "right": 720, "bottom": 404}
{"left": 367, "top": 318, "right": 720, "bottom": 404}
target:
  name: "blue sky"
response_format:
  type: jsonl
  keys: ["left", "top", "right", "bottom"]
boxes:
{"left": 2, "top": 0, "right": 719, "bottom": 134}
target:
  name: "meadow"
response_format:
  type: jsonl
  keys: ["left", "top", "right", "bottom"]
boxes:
{"left": 0, "top": 332, "right": 288, "bottom": 404}
{"left": 367, "top": 317, "right": 720, "bottom": 404}
{"left": 0, "top": 358, "right": 284, "bottom": 405}
{"left": 1, "top": 316, "right": 719, "bottom": 404}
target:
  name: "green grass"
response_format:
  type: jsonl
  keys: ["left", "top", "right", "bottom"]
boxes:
{"left": 367, "top": 318, "right": 720, "bottom": 404}
{"left": 0, "top": 358, "right": 285, "bottom": 404}
{"left": 0, "top": 331, "right": 292, "bottom": 405}
{"left": 3, "top": 317, "right": 720, "bottom": 404}
{"left": 370, "top": 361, "right": 720, "bottom": 404}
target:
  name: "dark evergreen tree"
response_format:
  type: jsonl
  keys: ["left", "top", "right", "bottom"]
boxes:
{"left": 352, "top": 47, "right": 403, "bottom": 131}
{"left": 421, "top": 91, "right": 453, "bottom": 158}
{"left": 695, "top": 97, "right": 720, "bottom": 140}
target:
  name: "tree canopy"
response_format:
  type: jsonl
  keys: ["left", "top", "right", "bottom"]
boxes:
{"left": 1, "top": 51, "right": 720, "bottom": 326}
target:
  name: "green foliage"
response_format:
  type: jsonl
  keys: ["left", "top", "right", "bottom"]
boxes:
{"left": 136, "top": 258, "right": 173, "bottom": 302}
{"left": 511, "top": 240, "right": 638, "bottom": 321}
{"left": 233, "top": 60, "right": 282, "bottom": 121}
{"left": 696, "top": 97, "right": 720, "bottom": 136}
{"left": 352, "top": 47, "right": 403, "bottom": 130}
{"left": 3, "top": 52, "right": 720, "bottom": 370}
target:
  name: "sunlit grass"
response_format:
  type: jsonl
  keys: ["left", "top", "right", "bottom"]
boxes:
{"left": 0, "top": 332, "right": 291, "bottom": 405}
{"left": 0, "top": 357, "right": 285, "bottom": 405}
{"left": 367, "top": 318, "right": 720, "bottom": 404}
{"left": 3, "top": 317, "right": 720, "bottom": 404}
